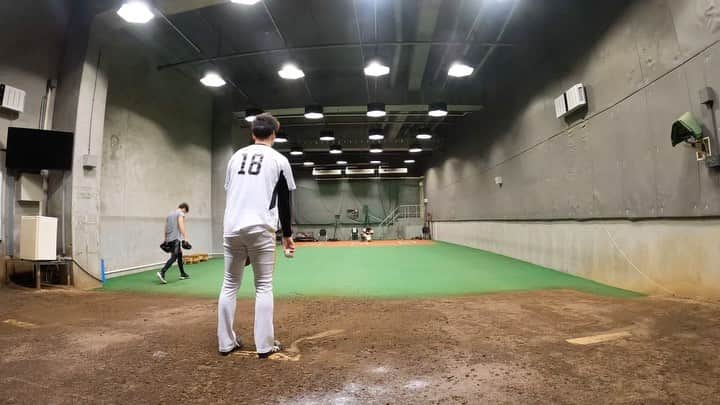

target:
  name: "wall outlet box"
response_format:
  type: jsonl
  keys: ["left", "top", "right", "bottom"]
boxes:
{"left": 82, "top": 154, "right": 98, "bottom": 169}
{"left": 0, "top": 83, "right": 26, "bottom": 113}
{"left": 699, "top": 87, "right": 714, "bottom": 105}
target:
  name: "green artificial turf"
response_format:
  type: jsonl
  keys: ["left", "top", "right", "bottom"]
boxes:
{"left": 102, "top": 242, "right": 641, "bottom": 299}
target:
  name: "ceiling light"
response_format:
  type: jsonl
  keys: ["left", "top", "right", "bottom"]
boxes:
{"left": 319, "top": 131, "right": 335, "bottom": 142}
{"left": 231, "top": 0, "right": 262, "bottom": 5}
{"left": 404, "top": 159, "right": 416, "bottom": 164}
{"left": 200, "top": 72, "right": 226, "bottom": 87}
{"left": 303, "top": 161, "right": 315, "bottom": 166}
{"left": 416, "top": 131, "right": 433, "bottom": 140}
{"left": 368, "top": 128, "right": 385, "bottom": 141}
{"left": 278, "top": 63, "right": 305, "bottom": 80}
{"left": 275, "top": 131, "right": 288, "bottom": 143}
{"left": 367, "top": 102, "right": 386, "bottom": 118}
{"left": 369, "top": 143, "right": 383, "bottom": 154}
{"left": 290, "top": 146, "right": 304, "bottom": 156}
{"left": 428, "top": 102, "right": 448, "bottom": 117}
{"left": 409, "top": 143, "right": 422, "bottom": 153}
{"left": 117, "top": 1, "right": 154, "bottom": 24}
{"left": 336, "top": 160, "right": 348, "bottom": 165}
{"left": 448, "top": 62, "right": 475, "bottom": 78}
{"left": 244, "top": 108, "right": 263, "bottom": 123}
{"left": 304, "top": 104, "right": 324, "bottom": 119}
{"left": 330, "top": 144, "right": 343, "bottom": 154}
{"left": 370, "top": 160, "right": 382, "bottom": 165}
{"left": 364, "top": 60, "right": 390, "bottom": 77}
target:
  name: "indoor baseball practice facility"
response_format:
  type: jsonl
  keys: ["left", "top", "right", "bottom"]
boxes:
{"left": 1, "top": 0, "right": 720, "bottom": 403}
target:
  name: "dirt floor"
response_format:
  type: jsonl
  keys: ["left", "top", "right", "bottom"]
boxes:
{"left": 1, "top": 288, "right": 719, "bottom": 404}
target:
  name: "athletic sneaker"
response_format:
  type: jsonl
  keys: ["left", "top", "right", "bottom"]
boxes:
{"left": 258, "top": 341, "right": 283, "bottom": 359}
{"left": 156, "top": 272, "right": 167, "bottom": 284}
{"left": 179, "top": 273, "right": 190, "bottom": 280}
{"left": 219, "top": 338, "right": 243, "bottom": 356}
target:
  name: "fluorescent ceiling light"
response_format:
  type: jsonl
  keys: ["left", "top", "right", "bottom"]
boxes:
{"left": 369, "top": 143, "right": 383, "bottom": 154}
{"left": 404, "top": 159, "right": 416, "bottom": 164}
{"left": 303, "top": 161, "right": 315, "bottom": 166}
{"left": 368, "top": 129, "right": 384, "bottom": 141}
{"left": 416, "top": 132, "right": 433, "bottom": 140}
{"left": 231, "top": 0, "right": 262, "bottom": 4}
{"left": 319, "top": 131, "right": 335, "bottom": 142}
{"left": 367, "top": 102, "right": 386, "bottom": 118}
{"left": 379, "top": 167, "right": 408, "bottom": 174}
{"left": 336, "top": 160, "right": 348, "bottom": 165}
{"left": 304, "top": 104, "right": 324, "bottom": 119}
{"left": 200, "top": 72, "right": 226, "bottom": 87}
{"left": 275, "top": 132, "right": 288, "bottom": 143}
{"left": 117, "top": 1, "right": 154, "bottom": 24}
{"left": 370, "top": 160, "right": 382, "bottom": 164}
{"left": 290, "top": 146, "right": 304, "bottom": 156}
{"left": 448, "top": 62, "right": 474, "bottom": 78}
{"left": 244, "top": 108, "right": 263, "bottom": 123}
{"left": 347, "top": 168, "right": 376, "bottom": 175}
{"left": 409, "top": 143, "right": 422, "bottom": 153}
{"left": 330, "top": 144, "right": 343, "bottom": 154}
{"left": 278, "top": 63, "right": 305, "bottom": 80}
{"left": 364, "top": 61, "right": 390, "bottom": 77}
{"left": 314, "top": 168, "right": 343, "bottom": 176}
{"left": 428, "top": 102, "right": 448, "bottom": 117}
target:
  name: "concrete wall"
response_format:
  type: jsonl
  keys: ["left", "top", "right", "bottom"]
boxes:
{"left": 424, "top": 0, "right": 720, "bottom": 298}
{"left": 433, "top": 220, "right": 720, "bottom": 299}
{"left": 210, "top": 95, "right": 250, "bottom": 253}
{"left": 0, "top": 0, "right": 70, "bottom": 260}
{"left": 100, "top": 31, "right": 214, "bottom": 271}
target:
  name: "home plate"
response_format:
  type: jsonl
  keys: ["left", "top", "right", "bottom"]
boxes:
{"left": 566, "top": 331, "right": 632, "bottom": 345}
{"left": 231, "top": 329, "right": 345, "bottom": 361}
{"left": 3, "top": 319, "right": 36, "bottom": 328}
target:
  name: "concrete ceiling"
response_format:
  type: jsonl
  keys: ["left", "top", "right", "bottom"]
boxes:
{"left": 103, "top": 0, "right": 635, "bottom": 168}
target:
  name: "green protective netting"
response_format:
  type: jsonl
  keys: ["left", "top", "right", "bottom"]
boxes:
{"left": 293, "top": 177, "right": 420, "bottom": 225}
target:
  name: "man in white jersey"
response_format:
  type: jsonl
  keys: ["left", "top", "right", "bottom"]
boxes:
{"left": 217, "top": 113, "right": 296, "bottom": 359}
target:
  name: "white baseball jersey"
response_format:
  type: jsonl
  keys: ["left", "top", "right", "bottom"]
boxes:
{"left": 223, "top": 144, "right": 296, "bottom": 237}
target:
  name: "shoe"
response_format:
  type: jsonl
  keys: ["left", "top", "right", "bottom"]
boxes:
{"left": 156, "top": 272, "right": 167, "bottom": 284}
{"left": 219, "top": 338, "right": 243, "bottom": 356}
{"left": 180, "top": 273, "right": 190, "bottom": 280}
{"left": 258, "top": 341, "right": 282, "bottom": 359}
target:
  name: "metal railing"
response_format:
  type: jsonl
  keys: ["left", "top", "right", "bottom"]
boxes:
{"left": 378, "top": 205, "right": 422, "bottom": 239}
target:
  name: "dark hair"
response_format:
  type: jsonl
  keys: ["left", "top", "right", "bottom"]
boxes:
{"left": 178, "top": 202, "right": 189, "bottom": 212}
{"left": 251, "top": 113, "right": 279, "bottom": 139}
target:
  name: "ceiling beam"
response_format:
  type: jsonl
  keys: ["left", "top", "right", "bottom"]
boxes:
{"left": 235, "top": 104, "right": 483, "bottom": 118}
{"left": 351, "top": 0, "right": 371, "bottom": 102}
{"left": 471, "top": 0, "right": 519, "bottom": 78}
{"left": 156, "top": 40, "right": 514, "bottom": 70}
{"left": 153, "top": 8, "right": 251, "bottom": 100}
{"left": 389, "top": 0, "right": 404, "bottom": 89}
{"left": 407, "top": 0, "right": 443, "bottom": 91}
{"left": 262, "top": 0, "right": 316, "bottom": 104}
{"left": 277, "top": 146, "right": 433, "bottom": 152}
{"left": 155, "top": 0, "right": 226, "bottom": 15}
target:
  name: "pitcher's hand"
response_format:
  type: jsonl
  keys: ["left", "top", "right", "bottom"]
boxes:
{"left": 282, "top": 237, "right": 295, "bottom": 258}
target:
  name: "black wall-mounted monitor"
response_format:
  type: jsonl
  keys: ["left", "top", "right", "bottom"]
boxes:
{"left": 5, "top": 127, "right": 74, "bottom": 171}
